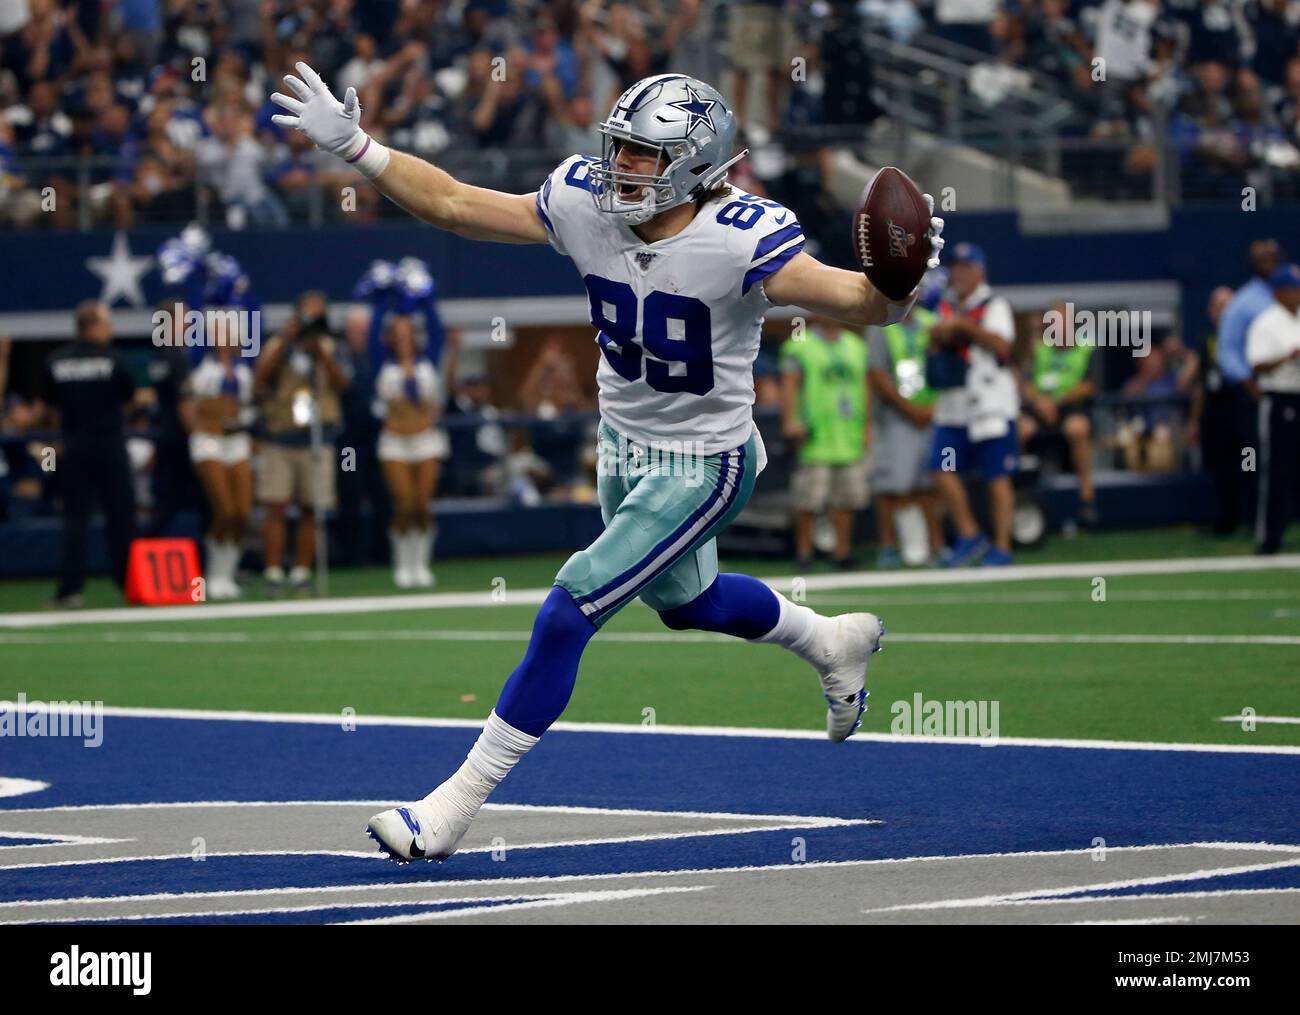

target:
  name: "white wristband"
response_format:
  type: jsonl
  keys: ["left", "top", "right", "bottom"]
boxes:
{"left": 339, "top": 132, "right": 390, "bottom": 179}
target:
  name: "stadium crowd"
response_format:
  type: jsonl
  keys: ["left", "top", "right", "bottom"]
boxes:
{"left": 2, "top": 0, "right": 1299, "bottom": 229}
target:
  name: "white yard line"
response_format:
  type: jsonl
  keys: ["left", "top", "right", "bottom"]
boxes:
{"left": 2, "top": 701, "right": 1298, "bottom": 754}
{"left": 1217, "top": 715, "right": 1300, "bottom": 725}
{"left": 3, "top": 628, "right": 1299, "bottom": 647}
{"left": 889, "top": 632, "right": 1300, "bottom": 646}
{"left": 2, "top": 554, "right": 1297, "bottom": 629}
{"left": 813, "top": 588, "right": 1300, "bottom": 606}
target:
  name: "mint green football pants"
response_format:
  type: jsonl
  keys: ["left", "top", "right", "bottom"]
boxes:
{"left": 554, "top": 423, "right": 758, "bottom": 628}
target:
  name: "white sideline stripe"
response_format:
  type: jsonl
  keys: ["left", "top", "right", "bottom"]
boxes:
{"left": 859, "top": 857, "right": 1300, "bottom": 913}
{"left": 4, "top": 702, "right": 1300, "bottom": 754}
{"left": 1218, "top": 715, "right": 1300, "bottom": 725}
{"left": 0, "top": 590, "right": 543, "bottom": 628}
{"left": 5, "top": 627, "right": 1300, "bottom": 647}
{"left": 759, "top": 554, "right": 1300, "bottom": 592}
{"left": 2, "top": 841, "right": 1293, "bottom": 912}
{"left": 813, "top": 588, "right": 1300, "bottom": 606}
{"left": 2, "top": 553, "right": 1297, "bottom": 628}
{"left": 334, "top": 885, "right": 713, "bottom": 925}
{"left": 894, "top": 632, "right": 1300, "bottom": 646}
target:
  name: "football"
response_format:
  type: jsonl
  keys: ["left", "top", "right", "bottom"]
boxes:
{"left": 852, "top": 166, "right": 932, "bottom": 301}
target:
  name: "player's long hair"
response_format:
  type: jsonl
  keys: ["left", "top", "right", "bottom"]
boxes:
{"left": 693, "top": 179, "right": 733, "bottom": 206}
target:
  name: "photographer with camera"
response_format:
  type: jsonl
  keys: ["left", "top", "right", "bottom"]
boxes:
{"left": 253, "top": 291, "right": 350, "bottom": 596}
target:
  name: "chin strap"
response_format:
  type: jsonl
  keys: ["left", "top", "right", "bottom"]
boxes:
{"left": 617, "top": 188, "right": 658, "bottom": 225}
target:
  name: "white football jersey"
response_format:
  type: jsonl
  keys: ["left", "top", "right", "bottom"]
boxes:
{"left": 535, "top": 153, "right": 805, "bottom": 455}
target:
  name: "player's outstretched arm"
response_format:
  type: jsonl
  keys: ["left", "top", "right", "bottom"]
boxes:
{"left": 375, "top": 150, "right": 548, "bottom": 243}
{"left": 763, "top": 252, "right": 901, "bottom": 327}
{"left": 271, "top": 62, "right": 548, "bottom": 245}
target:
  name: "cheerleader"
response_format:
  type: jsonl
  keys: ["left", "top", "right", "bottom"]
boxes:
{"left": 375, "top": 315, "right": 446, "bottom": 587}
{"left": 182, "top": 332, "right": 254, "bottom": 599}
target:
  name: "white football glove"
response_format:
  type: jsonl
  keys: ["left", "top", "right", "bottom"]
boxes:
{"left": 271, "top": 62, "right": 390, "bottom": 178}
{"left": 924, "top": 192, "right": 946, "bottom": 270}
{"left": 883, "top": 194, "right": 945, "bottom": 324}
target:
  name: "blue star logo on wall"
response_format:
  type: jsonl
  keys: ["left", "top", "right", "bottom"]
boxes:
{"left": 667, "top": 84, "right": 717, "bottom": 135}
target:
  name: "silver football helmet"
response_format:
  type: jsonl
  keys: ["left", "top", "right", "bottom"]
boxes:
{"left": 590, "top": 74, "right": 747, "bottom": 225}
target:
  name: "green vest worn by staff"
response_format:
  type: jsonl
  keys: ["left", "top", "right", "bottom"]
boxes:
{"left": 1033, "top": 340, "right": 1094, "bottom": 396}
{"left": 885, "top": 307, "right": 937, "bottom": 406}
{"left": 780, "top": 328, "right": 868, "bottom": 466}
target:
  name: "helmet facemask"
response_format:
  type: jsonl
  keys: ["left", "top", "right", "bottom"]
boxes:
{"left": 590, "top": 131, "right": 707, "bottom": 225}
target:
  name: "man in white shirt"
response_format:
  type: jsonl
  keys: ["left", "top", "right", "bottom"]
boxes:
{"left": 1246, "top": 263, "right": 1300, "bottom": 554}
{"left": 927, "top": 243, "right": 1020, "bottom": 566}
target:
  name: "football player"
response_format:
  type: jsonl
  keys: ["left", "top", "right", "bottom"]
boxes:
{"left": 271, "top": 67, "right": 944, "bottom": 862}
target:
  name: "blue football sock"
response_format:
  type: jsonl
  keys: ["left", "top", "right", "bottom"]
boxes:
{"left": 658, "top": 573, "right": 781, "bottom": 640}
{"left": 494, "top": 586, "right": 596, "bottom": 736}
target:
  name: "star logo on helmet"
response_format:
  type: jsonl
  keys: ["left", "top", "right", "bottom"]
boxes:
{"left": 667, "top": 83, "right": 717, "bottom": 136}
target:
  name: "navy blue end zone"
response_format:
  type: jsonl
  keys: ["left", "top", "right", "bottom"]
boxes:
{"left": 1, "top": 715, "right": 1297, "bottom": 920}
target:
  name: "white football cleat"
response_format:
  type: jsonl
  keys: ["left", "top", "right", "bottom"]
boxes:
{"left": 207, "top": 577, "right": 242, "bottom": 600}
{"left": 814, "top": 612, "right": 884, "bottom": 742}
{"left": 366, "top": 793, "right": 472, "bottom": 864}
